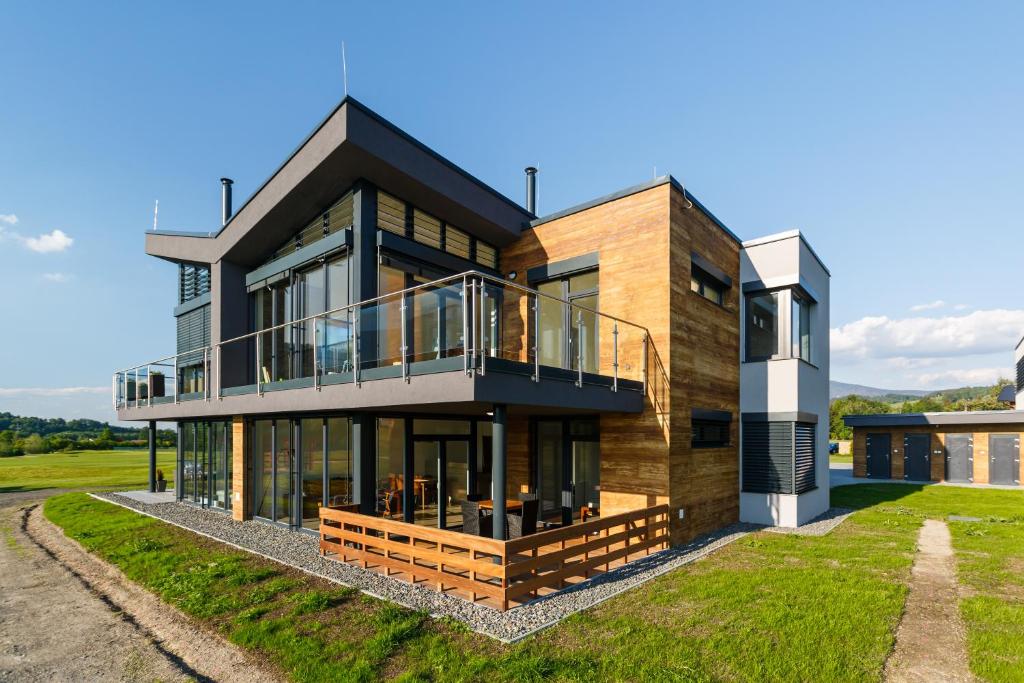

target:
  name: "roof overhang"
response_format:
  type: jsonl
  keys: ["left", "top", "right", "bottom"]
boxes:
{"left": 843, "top": 410, "right": 1024, "bottom": 427}
{"left": 145, "top": 97, "right": 533, "bottom": 268}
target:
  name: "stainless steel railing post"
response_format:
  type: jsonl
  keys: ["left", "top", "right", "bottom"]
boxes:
{"left": 533, "top": 293, "right": 540, "bottom": 382}
{"left": 400, "top": 292, "right": 409, "bottom": 383}
{"left": 255, "top": 333, "right": 263, "bottom": 396}
{"left": 642, "top": 333, "right": 649, "bottom": 395}
{"left": 462, "top": 275, "right": 469, "bottom": 376}
{"left": 353, "top": 311, "right": 361, "bottom": 387}
{"left": 313, "top": 318, "right": 321, "bottom": 392}
{"left": 203, "top": 349, "right": 209, "bottom": 401}
{"left": 479, "top": 280, "right": 487, "bottom": 376}
{"left": 576, "top": 310, "right": 583, "bottom": 388}
{"left": 216, "top": 345, "right": 222, "bottom": 400}
{"left": 612, "top": 322, "right": 619, "bottom": 393}
{"left": 173, "top": 354, "right": 179, "bottom": 404}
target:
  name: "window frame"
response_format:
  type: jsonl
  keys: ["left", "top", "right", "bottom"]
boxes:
{"left": 690, "top": 268, "right": 725, "bottom": 306}
{"left": 692, "top": 418, "right": 731, "bottom": 448}
{"left": 743, "top": 286, "right": 815, "bottom": 365}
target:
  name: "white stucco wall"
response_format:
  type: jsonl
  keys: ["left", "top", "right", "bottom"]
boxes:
{"left": 738, "top": 231, "right": 830, "bottom": 527}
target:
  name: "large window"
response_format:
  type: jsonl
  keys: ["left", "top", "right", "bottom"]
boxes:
{"left": 177, "top": 420, "right": 231, "bottom": 511}
{"left": 745, "top": 288, "right": 814, "bottom": 363}
{"left": 536, "top": 270, "right": 599, "bottom": 373}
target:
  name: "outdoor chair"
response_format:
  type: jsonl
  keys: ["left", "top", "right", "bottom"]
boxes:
{"left": 461, "top": 501, "right": 493, "bottom": 537}
{"left": 506, "top": 498, "right": 539, "bottom": 539}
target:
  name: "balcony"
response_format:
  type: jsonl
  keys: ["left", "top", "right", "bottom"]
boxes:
{"left": 113, "top": 271, "right": 652, "bottom": 419}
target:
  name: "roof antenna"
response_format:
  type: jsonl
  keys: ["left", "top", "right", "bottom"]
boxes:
{"left": 342, "top": 41, "right": 349, "bottom": 96}
{"left": 152, "top": 199, "right": 159, "bottom": 231}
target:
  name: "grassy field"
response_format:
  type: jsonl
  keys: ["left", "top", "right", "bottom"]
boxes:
{"left": 40, "top": 484, "right": 1024, "bottom": 681}
{"left": 0, "top": 449, "right": 175, "bottom": 492}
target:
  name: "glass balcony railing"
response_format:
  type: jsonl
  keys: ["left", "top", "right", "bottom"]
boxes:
{"left": 114, "top": 271, "right": 650, "bottom": 409}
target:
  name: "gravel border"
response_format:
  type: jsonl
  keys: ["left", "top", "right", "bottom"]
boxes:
{"left": 91, "top": 492, "right": 754, "bottom": 642}
{"left": 763, "top": 507, "right": 854, "bottom": 536}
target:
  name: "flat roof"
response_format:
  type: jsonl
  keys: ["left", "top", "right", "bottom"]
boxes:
{"left": 741, "top": 229, "right": 831, "bottom": 277}
{"left": 844, "top": 410, "right": 1024, "bottom": 427}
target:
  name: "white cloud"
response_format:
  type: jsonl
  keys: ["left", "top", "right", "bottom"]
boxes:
{"left": 42, "top": 272, "right": 72, "bottom": 283}
{"left": 916, "top": 367, "right": 1009, "bottom": 388}
{"left": 21, "top": 229, "right": 73, "bottom": 253}
{"left": 0, "top": 386, "right": 107, "bottom": 397}
{"left": 953, "top": 304, "right": 969, "bottom": 311}
{"left": 0, "top": 214, "right": 17, "bottom": 225}
{"left": 831, "top": 309, "right": 1024, "bottom": 361}
{"left": 910, "top": 300, "right": 945, "bottom": 312}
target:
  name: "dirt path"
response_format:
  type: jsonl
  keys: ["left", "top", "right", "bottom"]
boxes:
{"left": 885, "top": 519, "right": 973, "bottom": 682}
{"left": 0, "top": 499, "right": 282, "bottom": 682}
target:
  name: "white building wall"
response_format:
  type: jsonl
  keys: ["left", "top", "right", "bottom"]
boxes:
{"left": 738, "top": 231, "right": 830, "bottom": 527}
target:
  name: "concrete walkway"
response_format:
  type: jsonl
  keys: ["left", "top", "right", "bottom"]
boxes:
{"left": 830, "top": 463, "right": 1022, "bottom": 490}
{"left": 885, "top": 520, "right": 973, "bottom": 682}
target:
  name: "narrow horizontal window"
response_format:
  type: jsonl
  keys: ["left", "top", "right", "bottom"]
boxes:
{"left": 692, "top": 419, "right": 730, "bottom": 448}
{"left": 690, "top": 271, "right": 724, "bottom": 306}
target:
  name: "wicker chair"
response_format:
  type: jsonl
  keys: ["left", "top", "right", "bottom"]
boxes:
{"left": 461, "top": 501, "right": 493, "bottom": 537}
{"left": 507, "top": 498, "right": 539, "bottom": 538}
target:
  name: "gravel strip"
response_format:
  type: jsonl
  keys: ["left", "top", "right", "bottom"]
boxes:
{"left": 93, "top": 492, "right": 754, "bottom": 642}
{"left": 763, "top": 507, "right": 854, "bottom": 536}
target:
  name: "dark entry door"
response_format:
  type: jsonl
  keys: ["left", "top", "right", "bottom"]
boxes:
{"left": 944, "top": 434, "right": 973, "bottom": 483}
{"left": 989, "top": 435, "right": 1020, "bottom": 486}
{"left": 903, "top": 434, "right": 931, "bottom": 481}
{"left": 866, "top": 433, "right": 891, "bottom": 479}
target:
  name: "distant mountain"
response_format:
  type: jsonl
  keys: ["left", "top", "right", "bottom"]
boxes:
{"left": 829, "top": 381, "right": 931, "bottom": 400}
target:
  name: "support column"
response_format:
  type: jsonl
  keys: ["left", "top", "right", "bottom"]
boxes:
{"left": 353, "top": 414, "right": 377, "bottom": 515}
{"left": 231, "top": 417, "right": 249, "bottom": 521}
{"left": 492, "top": 404, "right": 508, "bottom": 540}
{"left": 147, "top": 420, "right": 157, "bottom": 493}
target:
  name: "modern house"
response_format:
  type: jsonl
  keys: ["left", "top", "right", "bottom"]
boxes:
{"left": 845, "top": 342, "right": 1024, "bottom": 485}
{"left": 115, "top": 96, "right": 830, "bottom": 609}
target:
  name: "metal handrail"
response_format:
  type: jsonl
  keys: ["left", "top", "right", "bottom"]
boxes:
{"left": 113, "top": 269, "right": 652, "bottom": 408}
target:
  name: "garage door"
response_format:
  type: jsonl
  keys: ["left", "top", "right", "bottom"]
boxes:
{"left": 989, "top": 435, "right": 1020, "bottom": 486}
{"left": 944, "top": 434, "right": 973, "bottom": 483}
{"left": 866, "top": 433, "right": 891, "bottom": 479}
{"left": 903, "top": 433, "right": 931, "bottom": 481}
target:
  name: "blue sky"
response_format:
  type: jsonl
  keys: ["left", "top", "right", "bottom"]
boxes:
{"left": 1, "top": 2, "right": 1023, "bottom": 422}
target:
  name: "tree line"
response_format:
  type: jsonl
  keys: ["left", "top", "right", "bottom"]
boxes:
{"left": 830, "top": 380, "right": 1014, "bottom": 440}
{"left": 0, "top": 412, "right": 176, "bottom": 456}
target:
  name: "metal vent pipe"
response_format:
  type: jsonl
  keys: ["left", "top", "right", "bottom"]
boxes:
{"left": 220, "top": 178, "right": 234, "bottom": 226}
{"left": 524, "top": 167, "right": 537, "bottom": 215}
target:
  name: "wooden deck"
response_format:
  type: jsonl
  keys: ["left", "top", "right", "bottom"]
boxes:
{"left": 319, "top": 504, "right": 670, "bottom": 610}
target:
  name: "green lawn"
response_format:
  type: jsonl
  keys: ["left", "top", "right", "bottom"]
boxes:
{"left": 0, "top": 449, "right": 175, "bottom": 492}
{"left": 41, "top": 485, "right": 1024, "bottom": 681}
{"left": 830, "top": 453, "right": 853, "bottom": 464}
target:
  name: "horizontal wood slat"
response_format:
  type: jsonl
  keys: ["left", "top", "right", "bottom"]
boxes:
{"left": 320, "top": 503, "right": 670, "bottom": 611}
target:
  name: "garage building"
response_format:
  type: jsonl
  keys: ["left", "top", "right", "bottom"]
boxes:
{"left": 844, "top": 412, "right": 1024, "bottom": 485}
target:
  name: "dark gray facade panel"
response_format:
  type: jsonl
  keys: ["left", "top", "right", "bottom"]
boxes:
{"left": 945, "top": 434, "right": 973, "bottom": 483}
{"left": 173, "top": 291, "right": 212, "bottom": 317}
{"left": 692, "top": 408, "right": 732, "bottom": 423}
{"left": 742, "top": 411, "right": 819, "bottom": 424}
{"left": 844, "top": 411, "right": 1024, "bottom": 427}
{"left": 176, "top": 305, "right": 210, "bottom": 364}
{"left": 866, "top": 432, "right": 891, "bottom": 479}
{"left": 244, "top": 228, "right": 351, "bottom": 288}
{"left": 377, "top": 230, "right": 497, "bottom": 277}
{"left": 742, "top": 422, "right": 794, "bottom": 494}
{"left": 989, "top": 434, "right": 1020, "bottom": 485}
{"left": 903, "top": 433, "right": 930, "bottom": 481}
{"left": 793, "top": 422, "right": 816, "bottom": 493}
{"left": 526, "top": 252, "right": 599, "bottom": 283}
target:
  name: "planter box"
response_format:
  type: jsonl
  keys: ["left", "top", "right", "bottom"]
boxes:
{"left": 151, "top": 374, "right": 165, "bottom": 398}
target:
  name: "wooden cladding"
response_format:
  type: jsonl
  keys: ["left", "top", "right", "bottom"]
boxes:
{"left": 263, "top": 190, "right": 354, "bottom": 267}
{"left": 320, "top": 504, "right": 670, "bottom": 611}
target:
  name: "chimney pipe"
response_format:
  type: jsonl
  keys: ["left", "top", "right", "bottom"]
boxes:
{"left": 220, "top": 178, "right": 234, "bottom": 227}
{"left": 524, "top": 167, "right": 537, "bottom": 215}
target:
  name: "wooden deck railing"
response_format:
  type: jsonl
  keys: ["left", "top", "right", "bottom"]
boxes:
{"left": 319, "top": 503, "right": 670, "bottom": 610}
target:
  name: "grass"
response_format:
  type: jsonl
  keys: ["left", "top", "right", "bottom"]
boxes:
{"left": 0, "top": 448, "right": 175, "bottom": 492}
{"left": 42, "top": 485, "right": 1024, "bottom": 681}
{"left": 830, "top": 453, "right": 853, "bottom": 464}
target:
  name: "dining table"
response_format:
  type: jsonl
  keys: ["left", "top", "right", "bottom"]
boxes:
{"left": 477, "top": 499, "right": 523, "bottom": 512}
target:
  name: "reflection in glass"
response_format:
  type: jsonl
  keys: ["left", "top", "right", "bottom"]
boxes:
{"left": 301, "top": 418, "right": 323, "bottom": 530}
{"left": 746, "top": 291, "right": 779, "bottom": 360}
{"left": 413, "top": 440, "right": 440, "bottom": 527}
{"left": 327, "top": 418, "right": 352, "bottom": 506}
{"left": 253, "top": 420, "right": 273, "bottom": 518}
{"left": 275, "top": 421, "right": 293, "bottom": 525}
{"left": 376, "top": 418, "right": 405, "bottom": 518}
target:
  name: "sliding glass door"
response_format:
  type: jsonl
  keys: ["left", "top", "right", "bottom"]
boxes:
{"left": 177, "top": 420, "right": 231, "bottom": 512}
{"left": 535, "top": 418, "right": 600, "bottom": 524}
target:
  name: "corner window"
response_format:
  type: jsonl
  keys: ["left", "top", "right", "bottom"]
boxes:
{"left": 791, "top": 293, "right": 811, "bottom": 362}
{"left": 692, "top": 419, "right": 730, "bottom": 448}
{"left": 745, "top": 291, "right": 780, "bottom": 361}
{"left": 691, "top": 271, "right": 724, "bottom": 306}
{"left": 744, "top": 288, "right": 813, "bottom": 363}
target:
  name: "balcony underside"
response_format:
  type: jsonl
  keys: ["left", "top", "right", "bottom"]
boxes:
{"left": 117, "top": 357, "right": 644, "bottom": 421}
